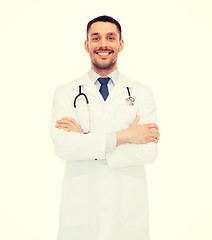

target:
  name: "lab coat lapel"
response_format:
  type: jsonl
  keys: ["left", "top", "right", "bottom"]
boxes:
{"left": 106, "top": 73, "right": 134, "bottom": 103}
{"left": 75, "top": 73, "right": 103, "bottom": 101}
{"left": 106, "top": 84, "right": 126, "bottom": 103}
{"left": 84, "top": 82, "right": 103, "bottom": 101}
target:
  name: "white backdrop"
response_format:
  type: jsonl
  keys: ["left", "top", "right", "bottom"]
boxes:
{"left": 0, "top": 0, "right": 212, "bottom": 239}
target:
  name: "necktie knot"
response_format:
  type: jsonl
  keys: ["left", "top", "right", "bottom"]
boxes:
{"left": 97, "top": 77, "right": 110, "bottom": 101}
{"left": 98, "top": 77, "right": 110, "bottom": 85}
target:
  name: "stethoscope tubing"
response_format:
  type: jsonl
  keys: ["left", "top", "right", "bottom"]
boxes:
{"left": 73, "top": 85, "right": 135, "bottom": 133}
{"left": 73, "top": 85, "right": 89, "bottom": 108}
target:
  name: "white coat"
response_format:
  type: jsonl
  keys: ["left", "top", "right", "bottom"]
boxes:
{"left": 49, "top": 71, "right": 158, "bottom": 240}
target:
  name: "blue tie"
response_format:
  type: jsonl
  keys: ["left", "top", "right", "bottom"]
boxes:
{"left": 98, "top": 77, "right": 110, "bottom": 101}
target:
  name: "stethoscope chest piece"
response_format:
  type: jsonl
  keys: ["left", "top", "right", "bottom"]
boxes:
{"left": 126, "top": 87, "right": 135, "bottom": 106}
{"left": 126, "top": 96, "right": 135, "bottom": 106}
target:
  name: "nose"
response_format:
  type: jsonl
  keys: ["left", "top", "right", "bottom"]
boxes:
{"left": 99, "top": 37, "right": 108, "bottom": 48}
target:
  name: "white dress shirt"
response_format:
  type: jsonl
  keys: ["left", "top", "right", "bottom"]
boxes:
{"left": 88, "top": 68, "right": 119, "bottom": 93}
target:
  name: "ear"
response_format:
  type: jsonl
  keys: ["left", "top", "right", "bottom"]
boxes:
{"left": 118, "top": 39, "right": 124, "bottom": 53}
{"left": 84, "top": 40, "right": 89, "bottom": 53}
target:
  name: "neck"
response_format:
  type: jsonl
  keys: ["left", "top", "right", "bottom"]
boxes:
{"left": 91, "top": 65, "right": 117, "bottom": 77}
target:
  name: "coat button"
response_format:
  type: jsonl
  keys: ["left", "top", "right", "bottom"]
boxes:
{"left": 95, "top": 159, "right": 97, "bottom": 160}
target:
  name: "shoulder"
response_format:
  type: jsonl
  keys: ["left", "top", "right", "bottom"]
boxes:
{"left": 54, "top": 73, "right": 89, "bottom": 95}
{"left": 58, "top": 73, "right": 88, "bottom": 89}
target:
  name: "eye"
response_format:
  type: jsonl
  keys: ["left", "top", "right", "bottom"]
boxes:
{"left": 92, "top": 37, "right": 99, "bottom": 41}
{"left": 108, "top": 37, "right": 115, "bottom": 41}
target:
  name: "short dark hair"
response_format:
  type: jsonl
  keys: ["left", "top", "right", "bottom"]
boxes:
{"left": 87, "top": 15, "right": 122, "bottom": 40}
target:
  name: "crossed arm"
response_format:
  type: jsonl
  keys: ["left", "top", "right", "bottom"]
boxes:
{"left": 55, "top": 116, "right": 160, "bottom": 146}
{"left": 50, "top": 84, "right": 160, "bottom": 167}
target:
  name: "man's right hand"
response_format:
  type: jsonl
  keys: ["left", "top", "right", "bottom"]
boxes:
{"left": 116, "top": 116, "right": 160, "bottom": 146}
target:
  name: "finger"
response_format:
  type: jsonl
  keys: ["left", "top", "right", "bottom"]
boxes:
{"left": 146, "top": 138, "right": 157, "bottom": 143}
{"left": 150, "top": 129, "right": 157, "bottom": 134}
{"left": 56, "top": 125, "right": 76, "bottom": 132}
{"left": 56, "top": 122, "right": 83, "bottom": 133}
{"left": 56, "top": 120, "right": 72, "bottom": 124}
{"left": 150, "top": 129, "right": 160, "bottom": 137}
{"left": 148, "top": 134, "right": 159, "bottom": 142}
{"left": 61, "top": 117, "right": 77, "bottom": 124}
{"left": 148, "top": 123, "right": 159, "bottom": 130}
{"left": 56, "top": 120, "right": 79, "bottom": 127}
{"left": 154, "top": 134, "right": 160, "bottom": 141}
{"left": 55, "top": 123, "right": 69, "bottom": 128}
{"left": 56, "top": 126, "right": 70, "bottom": 132}
{"left": 132, "top": 116, "right": 140, "bottom": 125}
{"left": 149, "top": 137, "right": 159, "bottom": 144}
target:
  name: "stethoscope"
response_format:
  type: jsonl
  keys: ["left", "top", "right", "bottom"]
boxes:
{"left": 73, "top": 85, "right": 135, "bottom": 133}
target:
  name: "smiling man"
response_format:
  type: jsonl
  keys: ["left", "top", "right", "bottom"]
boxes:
{"left": 85, "top": 20, "right": 124, "bottom": 75}
{"left": 49, "top": 15, "right": 160, "bottom": 240}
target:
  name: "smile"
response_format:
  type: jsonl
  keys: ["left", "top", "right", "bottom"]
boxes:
{"left": 98, "top": 52, "right": 110, "bottom": 56}
{"left": 95, "top": 51, "right": 113, "bottom": 57}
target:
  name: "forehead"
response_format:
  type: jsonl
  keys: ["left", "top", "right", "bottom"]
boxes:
{"left": 88, "top": 22, "right": 119, "bottom": 36}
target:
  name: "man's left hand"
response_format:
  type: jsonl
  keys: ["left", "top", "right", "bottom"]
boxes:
{"left": 55, "top": 117, "right": 83, "bottom": 133}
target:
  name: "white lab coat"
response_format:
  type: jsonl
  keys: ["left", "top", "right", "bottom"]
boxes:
{"left": 49, "top": 72, "right": 158, "bottom": 240}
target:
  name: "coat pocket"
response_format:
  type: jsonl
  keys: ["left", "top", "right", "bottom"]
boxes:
{"left": 119, "top": 175, "right": 149, "bottom": 226}
{"left": 59, "top": 175, "right": 88, "bottom": 225}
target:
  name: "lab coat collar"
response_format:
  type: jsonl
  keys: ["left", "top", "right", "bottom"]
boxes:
{"left": 71, "top": 71, "right": 134, "bottom": 102}
{"left": 88, "top": 68, "right": 119, "bottom": 86}
{"left": 72, "top": 71, "right": 134, "bottom": 88}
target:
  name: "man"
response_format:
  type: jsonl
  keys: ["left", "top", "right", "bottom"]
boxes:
{"left": 49, "top": 15, "right": 160, "bottom": 240}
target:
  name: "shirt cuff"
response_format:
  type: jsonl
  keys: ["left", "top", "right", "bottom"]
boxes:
{"left": 105, "top": 132, "right": 116, "bottom": 152}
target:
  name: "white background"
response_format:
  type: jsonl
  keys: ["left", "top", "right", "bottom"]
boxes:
{"left": 0, "top": 0, "right": 212, "bottom": 239}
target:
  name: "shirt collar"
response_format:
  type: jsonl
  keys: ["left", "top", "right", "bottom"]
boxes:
{"left": 88, "top": 68, "right": 119, "bottom": 85}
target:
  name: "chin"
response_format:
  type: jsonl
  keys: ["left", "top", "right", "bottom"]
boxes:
{"left": 93, "top": 60, "right": 116, "bottom": 71}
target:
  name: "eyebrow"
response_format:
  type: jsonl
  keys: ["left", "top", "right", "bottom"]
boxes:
{"left": 107, "top": 32, "right": 117, "bottom": 36}
{"left": 90, "top": 32, "right": 117, "bottom": 37}
{"left": 90, "top": 33, "right": 99, "bottom": 37}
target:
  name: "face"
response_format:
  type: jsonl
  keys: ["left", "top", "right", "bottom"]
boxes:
{"left": 85, "top": 22, "right": 124, "bottom": 74}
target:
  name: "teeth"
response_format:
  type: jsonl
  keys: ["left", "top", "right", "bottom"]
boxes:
{"left": 98, "top": 52, "right": 110, "bottom": 56}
